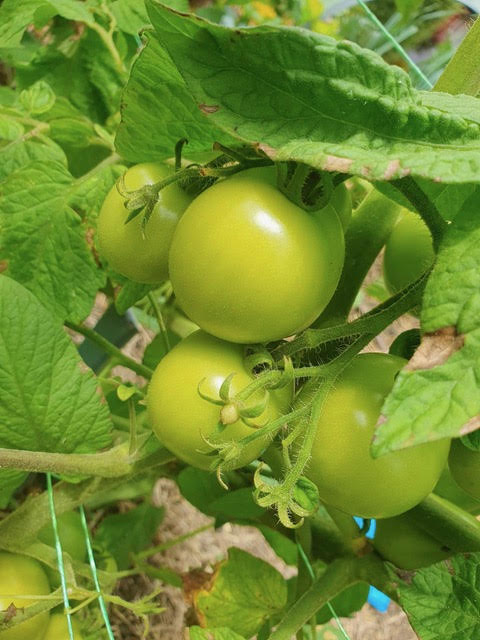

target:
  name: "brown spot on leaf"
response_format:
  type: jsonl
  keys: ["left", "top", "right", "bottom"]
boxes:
{"left": 324, "top": 155, "right": 353, "bottom": 173}
{"left": 257, "top": 143, "right": 277, "bottom": 158}
{"left": 182, "top": 568, "right": 214, "bottom": 605}
{"left": 444, "top": 558, "right": 456, "bottom": 576}
{"left": 384, "top": 160, "right": 401, "bottom": 180}
{"left": 198, "top": 104, "right": 219, "bottom": 114}
{"left": 460, "top": 414, "right": 480, "bottom": 436}
{"left": 4, "top": 603, "right": 18, "bottom": 623}
{"left": 395, "top": 568, "right": 415, "bottom": 585}
{"left": 406, "top": 327, "right": 464, "bottom": 372}
{"left": 0, "top": 260, "right": 8, "bottom": 273}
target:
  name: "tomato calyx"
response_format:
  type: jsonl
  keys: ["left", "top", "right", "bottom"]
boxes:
{"left": 276, "top": 161, "right": 339, "bottom": 212}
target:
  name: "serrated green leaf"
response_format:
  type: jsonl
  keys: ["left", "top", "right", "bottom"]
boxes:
{"left": 115, "top": 32, "right": 237, "bottom": 162}
{"left": 0, "top": 139, "right": 67, "bottom": 181}
{"left": 189, "top": 627, "right": 246, "bottom": 640}
{"left": 195, "top": 548, "right": 287, "bottom": 637}
{"left": 0, "top": 276, "right": 112, "bottom": 454}
{"left": 372, "top": 189, "right": 480, "bottom": 455}
{"left": 0, "top": 116, "right": 24, "bottom": 141}
{"left": 0, "top": 0, "right": 45, "bottom": 48}
{"left": 394, "top": 553, "right": 480, "bottom": 640}
{"left": 145, "top": 3, "right": 480, "bottom": 183}
{"left": 0, "top": 161, "right": 105, "bottom": 322}
{"left": 46, "top": 0, "right": 94, "bottom": 23}
{"left": 69, "top": 163, "right": 125, "bottom": 224}
{"left": 110, "top": 0, "right": 151, "bottom": 35}
{"left": 19, "top": 80, "right": 56, "bottom": 114}
{"left": 95, "top": 502, "right": 164, "bottom": 569}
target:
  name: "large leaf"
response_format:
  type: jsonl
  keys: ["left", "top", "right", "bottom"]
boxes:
{"left": 0, "top": 161, "right": 105, "bottom": 322}
{"left": 194, "top": 548, "right": 288, "bottom": 638}
{"left": 373, "top": 189, "right": 480, "bottom": 455}
{"left": 395, "top": 553, "right": 480, "bottom": 640}
{"left": 140, "top": 3, "right": 480, "bottom": 183}
{"left": 0, "top": 276, "right": 112, "bottom": 453}
{"left": 115, "top": 32, "right": 237, "bottom": 162}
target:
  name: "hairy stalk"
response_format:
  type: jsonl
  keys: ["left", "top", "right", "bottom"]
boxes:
{"left": 65, "top": 321, "right": 154, "bottom": 379}
{"left": 275, "top": 274, "right": 426, "bottom": 359}
{"left": 392, "top": 177, "right": 447, "bottom": 251}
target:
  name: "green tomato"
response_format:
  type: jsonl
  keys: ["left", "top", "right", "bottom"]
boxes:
{"left": 38, "top": 511, "right": 87, "bottom": 564}
{"left": 0, "top": 552, "right": 50, "bottom": 640}
{"left": 169, "top": 167, "right": 345, "bottom": 344}
{"left": 449, "top": 439, "right": 480, "bottom": 500}
{"left": 374, "top": 512, "right": 452, "bottom": 569}
{"left": 300, "top": 353, "right": 450, "bottom": 518}
{"left": 434, "top": 465, "right": 480, "bottom": 514}
{"left": 383, "top": 208, "right": 435, "bottom": 295}
{"left": 97, "top": 163, "right": 192, "bottom": 284}
{"left": 42, "top": 613, "right": 83, "bottom": 640}
{"left": 147, "top": 330, "right": 292, "bottom": 470}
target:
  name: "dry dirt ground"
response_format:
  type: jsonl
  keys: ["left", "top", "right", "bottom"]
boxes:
{"left": 84, "top": 261, "right": 420, "bottom": 640}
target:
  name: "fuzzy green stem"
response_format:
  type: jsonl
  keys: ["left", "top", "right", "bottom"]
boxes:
{"left": 392, "top": 177, "right": 447, "bottom": 251}
{"left": 65, "top": 321, "right": 153, "bottom": 379}
{"left": 148, "top": 292, "right": 170, "bottom": 353}
{"left": 315, "top": 189, "right": 402, "bottom": 326}
{"left": 434, "top": 17, "right": 480, "bottom": 95}
{"left": 275, "top": 274, "right": 426, "bottom": 359}
{"left": 408, "top": 493, "right": 480, "bottom": 552}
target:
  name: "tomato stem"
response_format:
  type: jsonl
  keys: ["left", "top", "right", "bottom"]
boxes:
{"left": 392, "top": 177, "right": 447, "bottom": 252}
{"left": 65, "top": 320, "right": 154, "bottom": 379}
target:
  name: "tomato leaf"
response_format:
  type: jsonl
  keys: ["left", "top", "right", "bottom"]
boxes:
{"left": 373, "top": 189, "right": 480, "bottom": 455}
{"left": 144, "top": 3, "right": 480, "bottom": 184}
{"left": 0, "top": 161, "right": 105, "bottom": 322}
{"left": 0, "top": 276, "right": 112, "bottom": 454}
{"left": 95, "top": 502, "right": 165, "bottom": 569}
{"left": 195, "top": 548, "right": 288, "bottom": 638}
{"left": 115, "top": 32, "right": 237, "bottom": 162}
{"left": 393, "top": 553, "right": 480, "bottom": 640}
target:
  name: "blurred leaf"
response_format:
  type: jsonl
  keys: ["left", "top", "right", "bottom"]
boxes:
{"left": 95, "top": 502, "right": 165, "bottom": 569}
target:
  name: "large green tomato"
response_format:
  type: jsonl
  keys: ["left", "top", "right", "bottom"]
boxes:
{"left": 38, "top": 511, "right": 87, "bottom": 586}
{"left": 434, "top": 466, "right": 480, "bottom": 514}
{"left": 449, "top": 439, "right": 480, "bottom": 500}
{"left": 97, "top": 163, "right": 192, "bottom": 284}
{"left": 42, "top": 613, "right": 83, "bottom": 640}
{"left": 147, "top": 330, "right": 292, "bottom": 470}
{"left": 374, "top": 512, "right": 452, "bottom": 569}
{"left": 383, "top": 208, "right": 435, "bottom": 295}
{"left": 301, "top": 353, "right": 450, "bottom": 518}
{"left": 169, "top": 167, "right": 345, "bottom": 344}
{"left": 0, "top": 552, "right": 50, "bottom": 640}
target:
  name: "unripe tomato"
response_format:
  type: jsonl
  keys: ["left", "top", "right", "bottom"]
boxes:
{"left": 374, "top": 513, "right": 452, "bottom": 569}
{"left": 147, "top": 330, "right": 292, "bottom": 470}
{"left": 0, "top": 552, "right": 50, "bottom": 640}
{"left": 449, "top": 439, "right": 480, "bottom": 500}
{"left": 38, "top": 511, "right": 87, "bottom": 564}
{"left": 300, "top": 354, "right": 450, "bottom": 518}
{"left": 434, "top": 466, "right": 480, "bottom": 514}
{"left": 42, "top": 613, "right": 84, "bottom": 640}
{"left": 169, "top": 167, "right": 345, "bottom": 344}
{"left": 97, "top": 163, "right": 192, "bottom": 284}
{"left": 383, "top": 209, "right": 434, "bottom": 295}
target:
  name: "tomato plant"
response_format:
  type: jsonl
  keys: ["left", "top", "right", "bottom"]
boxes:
{"left": 0, "top": 552, "right": 50, "bottom": 640}
{"left": 97, "top": 163, "right": 192, "bottom": 284}
{"left": 300, "top": 354, "right": 450, "bottom": 518}
{"left": 383, "top": 208, "right": 435, "bottom": 295}
{"left": 169, "top": 167, "right": 345, "bottom": 344}
{"left": 1, "top": 2, "right": 480, "bottom": 640}
{"left": 147, "top": 330, "right": 292, "bottom": 470}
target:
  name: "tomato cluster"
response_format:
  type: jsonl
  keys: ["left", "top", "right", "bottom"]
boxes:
{"left": 98, "top": 162, "right": 452, "bottom": 528}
